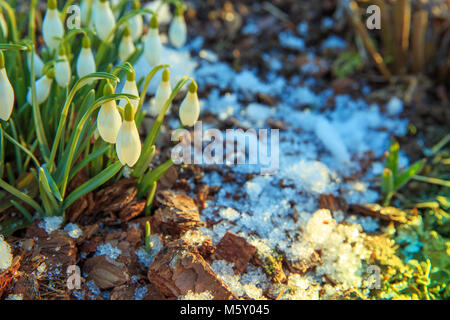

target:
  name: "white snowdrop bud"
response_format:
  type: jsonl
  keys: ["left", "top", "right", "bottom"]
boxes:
{"left": 119, "top": 27, "right": 136, "bottom": 62}
{"left": 55, "top": 46, "right": 71, "bottom": 88}
{"left": 42, "top": 0, "right": 64, "bottom": 51}
{"left": 144, "top": 15, "right": 162, "bottom": 67}
{"left": 27, "top": 52, "right": 45, "bottom": 78}
{"left": 0, "top": 235, "right": 12, "bottom": 271}
{"left": 0, "top": 52, "right": 14, "bottom": 121}
{"left": 27, "top": 69, "right": 55, "bottom": 105}
{"left": 119, "top": 69, "right": 139, "bottom": 108}
{"left": 76, "top": 36, "right": 96, "bottom": 80}
{"left": 179, "top": 81, "right": 200, "bottom": 127}
{"left": 80, "top": 0, "right": 92, "bottom": 26}
{"left": 94, "top": 0, "right": 116, "bottom": 43}
{"left": 116, "top": 103, "right": 141, "bottom": 167}
{"left": 97, "top": 82, "right": 122, "bottom": 143}
{"left": 151, "top": 69, "right": 172, "bottom": 116}
{"left": 129, "top": 0, "right": 143, "bottom": 42}
{"left": 0, "top": 7, "right": 8, "bottom": 39}
{"left": 169, "top": 7, "right": 187, "bottom": 48}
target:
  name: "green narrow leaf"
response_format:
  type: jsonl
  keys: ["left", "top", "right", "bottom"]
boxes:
{"left": 0, "top": 178, "right": 43, "bottom": 215}
{"left": 138, "top": 159, "right": 173, "bottom": 197}
{"left": 381, "top": 168, "right": 394, "bottom": 195}
{"left": 10, "top": 199, "right": 33, "bottom": 222}
{"left": 385, "top": 139, "right": 399, "bottom": 177}
{"left": 69, "top": 144, "right": 109, "bottom": 181}
{"left": 0, "top": 43, "right": 28, "bottom": 51}
{"left": 41, "top": 165, "right": 63, "bottom": 202}
{"left": 132, "top": 145, "right": 156, "bottom": 179}
{"left": 394, "top": 159, "right": 425, "bottom": 190}
{"left": 145, "top": 181, "right": 157, "bottom": 217}
{"left": 63, "top": 161, "right": 123, "bottom": 209}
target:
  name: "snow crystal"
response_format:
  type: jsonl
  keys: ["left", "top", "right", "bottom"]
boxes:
{"left": 38, "top": 216, "right": 63, "bottom": 234}
{"left": 64, "top": 223, "right": 83, "bottom": 239}
{"left": 279, "top": 30, "right": 305, "bottom": 50}
{"left": 95, "top": 243, "right": 122, "bottom": 260}
{"left": 321, "top": 35, "right": 347, "bottom": 51}
{"left": 0, "top": 235, "right": 12, "bottom": 271}
{"left": 136, "top": 235, "right": 163, "bottom": 266}
{"left": 297, "top": 22, "right": 309, "bottom": 36}
{"left": 134, "top": 286, "right": 148, "bottom": 300}
{"left": 315, "top": 117, "right": 351, "bottom": 163}
{"left": 179, "top": 290, "right": 214, "bottom": 300}
{"left": 386, "top": 97, "right": 403, "bottom": 116}
{"left": 5, "top": 294, "right": 23, "bottom": 300}
{"left": 242, "top": 22, "right": 259, "bottom": 35}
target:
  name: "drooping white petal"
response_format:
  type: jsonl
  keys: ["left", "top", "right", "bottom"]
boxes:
{"left": 129, "top": 14, "right": 143, "bottom": 42}
{"left": 55, "top": 55, "right": 71, "bottom": 88}
{"left": 94, "top": 0, "right": 116, "bottom": 42}
{"left": 97, "top": 101, "right": 122, "bottom": 143}
{"left": 0, "top": 68, "right": 14, "bottom": 121}
{"left": 144, "top": 28, "right": 162, "bottom": 66}
{"left": 151, "top": 80, "right": 172, "bottom": 116}
{"left": 179, "top": 91, "right": 200, "bottom": 127}
{"left": 77, "top": 47, "right": 96, "bottom": 79}
{"left": 42, "top": 8, "right": 64, "bottom": 51}
{"left": 27, "top": 75, "right": 53, "bottom": 105}
{"left": 116, "top": 120, "right": 141, "bottom": 167}
{"left": 27, "top": 52, "right": 44, "bottom": 78}
{"left": 119, "top": 35, "right": 136, "bottom": 62}
{"left": 169, "top": 16, "right": 187, "bottom": 48}
{"left": 119, "top": 80, "right": 140, "bottom": 108}
{"left": 80, "top": 0, "right": 91, "bottom": 26}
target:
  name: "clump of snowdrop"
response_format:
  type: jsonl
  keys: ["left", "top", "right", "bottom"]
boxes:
{"left": 0, "top": 235, "right": 12, "bottom": 271}
{"left": 97, "top": 81, "right": 122, "bottom": 143}
{"left": 0, "top": 51, "right": 14, "bottom": 121}
{"left": 27, "top": 68, "right": 55, "bottom": 105}
{"left": 151, "top": 69, "right": 172, "bottom": 116}
{"left": 42, "top": 0, "right": 64, "bottom": 52}
{"left": 169, "top": 6, "right": 187, "bottom": 48}
{"left": 116, "top": 103, "right": 141, "bottom": 167}
{"left": 179, "top": 81, "right": 200, "bottom": 126}
{"left": 94, "top": 0, "right": 116, "bottom": 43}
{"left": 119, "top": 26, "right": 136, "bottom": 62}
{"left": 76, "top": 35, "right": 96, "bottom": 79}
{"left": 144, "top": 15, "right": 162, "bottom": 67}
{"left": 119, "top": 69, "right": 139, "bottom": 108}
{"left": 55, "top": 46, "right": 71, "bottom": 88}
{"left": 129, "top": 0, "right": 144, "bottom": 42}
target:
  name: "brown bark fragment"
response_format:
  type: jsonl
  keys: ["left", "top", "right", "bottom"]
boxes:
{"left": 318, "top": 194, "right": 348, "bottom": 214}
{"left": 84, "top": 255, "right": 130, "bottom": 290}
{"left": 147, "top": 239, "right": 238, "bottom": 300}
{"left": 212, "top": 231, "right": 256, "bottom": 275}
{"left": 285, "top": 250, "right": 322, "bottom": 274}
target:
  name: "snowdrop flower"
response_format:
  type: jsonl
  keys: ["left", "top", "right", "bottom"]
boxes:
{"left": 76, "top": 35, "right": 96, "bottom": 80}
{"left": 0, "top": 235, "right": 12, "bottom": 271}
{"left": 97, "top": 81, "right": 122, "bottom": 143}
{"left": 27, "top": 69, "right": 55, "bottom": 105}
{"left": 94, "top": 0, "right": 116, "bottom": 43}
{"left": 27, "top": 52, "right": 44, "bottom": 78}
{"left": 80, "top": 0, "right": 92, "bottom": 26}
{"left": 169, "top": 7, "right": 187, "bottom": 48}
{"left": 144, "top": 15, "right": 162, "bottom": 67}
{"left": 119, "top": 69, "right": 139, "bottom": 109}
{"left": 129, "top": 0, "right": 143, "bottom": 42}
{"left": 0, "top": 7, "right": 8, "bottom": 39}
{"left": 119, "top": 26, "right": 136, "bottom": 62}
{"left": 116, "top": 103, "right": 141, "bottom": 167}
{"left": 55, "top": 46, "right": 71, "bottom": 88}
{"left": 0, "top": 52, "right": 14, "bottom": 121}
{"left": 42, "top": 0, "right": 64, "bottom": 51}
{"left": 151, "top": 69, "right": 172, "bottom": 116}
{"left": 179, "top": 81, "right": 200, "bottom": 127}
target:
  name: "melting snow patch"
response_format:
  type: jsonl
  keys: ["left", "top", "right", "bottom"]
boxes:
{"left": 38, "top": 216, "right": 63, "bottom": 234}
{"left": 95, "top": 243, "right": 122, "bottom": 260}
{"left": 279, "top": 30, "right": 305, "bottom": 50}
{"left": 64, "top": 223, "right": 83, "bottom": 239}
{"left": 0, "top": 235, "right": 13, "bottom": 271}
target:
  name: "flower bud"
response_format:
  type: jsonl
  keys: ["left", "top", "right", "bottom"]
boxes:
{"left": 76, "top": 36, "right": 96, "bottom": 80}
{"left": 179, "top": 81, "right": 200, "bottom": 127}
{"left": 27, "top": 52, "right": 45, "bottom": 78}
{"left": 42, "top": 0, "right": 64, "bottom": 51}
{"left": 144, "top": 15, "right": 162, "bottom": 66}
{"left": 119, "top": 26, "right": 136, "bottom": 62}
{"left": 97, "top": 81, "right": 122, "bottom": 143}
{"left": 129, "top": 0, "right": 143, "bottom": 42}
{"left": 116, "top": 103, "right": 141, "bottom": 167}
{"left": 55, "top": 46, "right": 71, "bottom": 88}
{"left": 0, "top": 7, "right": 8, "bottom": 39}
{"left": 94, "top": 0, "right": 116, "bottom": 43}
{"left": 27, "top": 69, "right": 55, "bottom": 105}
{"left": 169, "top": 7, "right": 187, "bottom": 48}
{"left": 151, "top": 69, "right": 172, "bottom": 116}
{"left": 119, "top": 69, "right": 139, "bottom": 109}
{"left": 0, "top": 52, "right": 14, "bottom": 121}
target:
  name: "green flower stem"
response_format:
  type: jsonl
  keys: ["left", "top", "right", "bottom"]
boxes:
{"left": 0, "top": 126, "right": 40, "bottom": 168}
{"left": 48, "top": 72, "right": 120, "bottom": 172}
{"left": 135, "top": 64, "right": 169, "bottom": 118}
